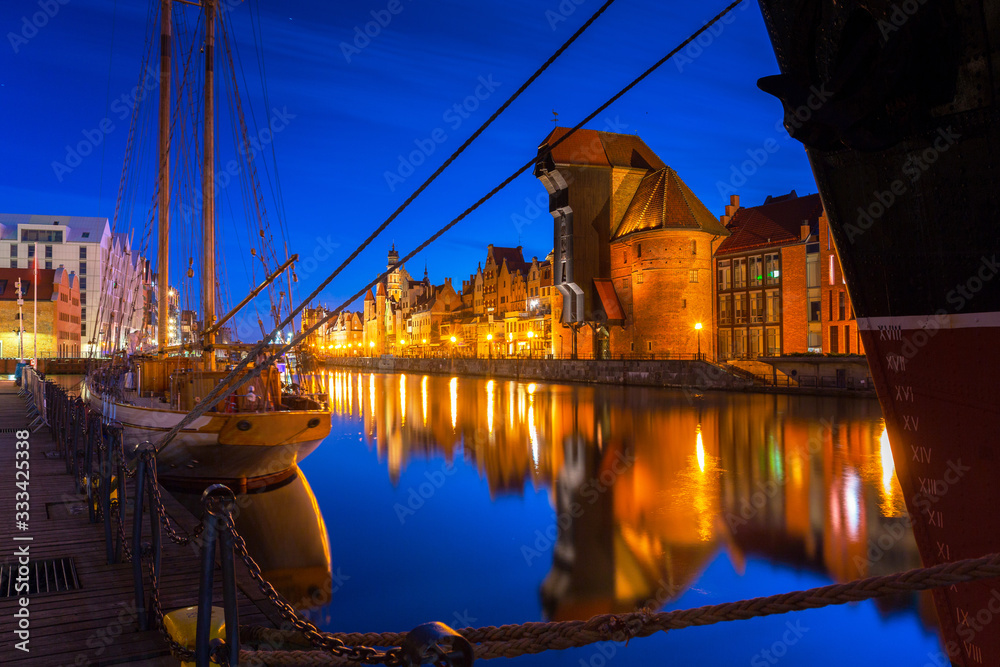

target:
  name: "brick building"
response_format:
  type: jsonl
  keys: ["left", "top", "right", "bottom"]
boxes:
{"left": 0, "top": 267, "right": 81, "bottom": 358}
{"left": 713, "top": 191, "right": 864, "bottom": 362}
{"left": 535, "top": 127, "right": 728, "bottom": 358}
{"left": 714, "top": 192, "right": 819, "bottom": 361}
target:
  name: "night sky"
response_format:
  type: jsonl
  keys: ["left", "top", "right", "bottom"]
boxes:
{"left": 0, "top": 0, "right": 817, "bottom": 313}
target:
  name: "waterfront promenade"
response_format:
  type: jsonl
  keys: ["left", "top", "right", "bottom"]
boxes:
{"left": 0, "top": 380, "right": 285, "bottom": 665}
{"left": 321, "top": 356, "right": 876, "bottom": 397}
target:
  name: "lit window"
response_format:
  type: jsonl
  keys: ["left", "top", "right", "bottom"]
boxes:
{"left": 689, "top": 270, "right": 698, "bottom": 283}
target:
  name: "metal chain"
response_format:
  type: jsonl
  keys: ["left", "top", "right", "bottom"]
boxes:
{"left": 145, "top": 458, "right": 206, "bottom": 546}
{"left": 222, "top": 514, "right": 404, "bottom": 666}
{"left": 111, "top": 499, "right": 133, "bottom": 562}
{"left": 145, "top": 549, "right": 198, "bottom": 661}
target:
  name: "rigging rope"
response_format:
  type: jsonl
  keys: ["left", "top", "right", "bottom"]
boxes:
{"left": 151, "top": 0, "right": 747, "bottom": 453}
{"left": 236, "top": 550, "right": 1000, "bottom": 662}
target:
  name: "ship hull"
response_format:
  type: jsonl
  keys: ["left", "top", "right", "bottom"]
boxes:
{"left": 87, "top": 385, "right": 330, "bottom": 487}
{"left": 756, "top": 1, "right": 1000, "bottom": 663}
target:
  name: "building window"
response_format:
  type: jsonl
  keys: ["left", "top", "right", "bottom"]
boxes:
{"left": 829, "top": 255, "right": 835, "bottom": 285}
{"left": 45, "top": 245, "right": 53, "bottom": 258}
{"left": 635, "top": 272, "right": 643, "bottom": 284}
{"left": 9, "top": 260, "right": 17, "bottom": 269}
{"left": 765, "top": 327, "right": 780, "bottom": 356}
{"left": 735, "top": 293, "right": 748, "bottom": 324}
{"left": 808, "top": 331, "right": 822, "bottom": 351}
{"left": 718, "top": 295, "right": 732, "bottom": 325}
{"left": 45, "top": 261, "right": 52, "bottom": 270}
{"left": 681, "top": 298, "right": 687, "bottom": 309}
{"left": 717, "top": 260, "right": 731, "bottom": 291}
{"left": 749, "top": 256, "right": 763, "bottom": 287}
{"left": 637, "top": 243, "right": 642, "bottom": 258}
{"left": 20, "top": 229, "right": 63, "bottom": 243}
{"left": 689, "top": 270, "right": 698, "bottom": 283}
{"left": 749, "top": 291, "right": 764, "bottom": 323}
{"left": 733, "top": 258, "right": 746, "bottom": 288}
{"left": 691, "top": 240, "right": 697, "bottom": 255}
{"left": 766, "top": 290, "right": 780, "bottom": 323}
{"left": 10, "top": 244, "right": 17, "bottom": 257}
{"left": 718, "top": 330, "right": 731, "bottom": 361}
{"left": 734, "top": 328, "right": 747, "bottom": 358}
{"left": 806, "top": 255, "right": 819, "bottom": 288}
{"left": 623, "top": 251, "right": 628, "bottom": 264}
{"left": 845, "top": 325, "right": 851, "bottom": 354}
{"left": 27, "top": 245, "right": 34, "bottom": 258}
{"left": 622, "top": 277, "right": 630, "bottom": 289}
{"left": 749, "top": 328, "right": 762, "bottom": 357}
{"left": 828, "top": 292, "right": 834, "bottom": 321}
{"left": 765, "top": 253, "right": 780, "bottom": 285}
{"left": 79, "top": 246, "right": 87, "bottom": 259}
{"left": 809, "top": 299, "right": 821, "bottom": 322}
{"left": 838, "top": 291, "right": 846, "bottom": 320}
{"left": 79, "top": 262, "right": 87, "bottom": 275}
{"left": 79, "top": 277, "right": 86, "bottom": 290}
{"left": 647, "top": 341, "right": 652, "bottom": 352}
{"left": 830, "top": 325, "right": 839, "bottom": 353}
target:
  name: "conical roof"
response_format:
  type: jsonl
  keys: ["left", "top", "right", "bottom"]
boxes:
{"left": 614, "top": 167, "right": 729, "bottom": 239}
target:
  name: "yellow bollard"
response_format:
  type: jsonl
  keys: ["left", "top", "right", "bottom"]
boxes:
{"left": 162, "top": 606, "right": 226, "bottom": 666}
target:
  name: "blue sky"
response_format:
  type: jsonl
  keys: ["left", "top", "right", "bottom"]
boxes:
{"left": 0, "top": 0, "right": 817, "bottom": 315}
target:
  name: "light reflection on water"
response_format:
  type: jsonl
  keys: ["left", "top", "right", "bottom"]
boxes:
{"left": 297, "top": 370, "right": 945, "bottom": 664}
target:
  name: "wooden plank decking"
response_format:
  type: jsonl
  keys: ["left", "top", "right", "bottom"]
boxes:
{"left": 0, "top": 380, "right": 287, "bottom": 666}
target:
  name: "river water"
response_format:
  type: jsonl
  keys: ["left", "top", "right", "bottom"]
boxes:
{"left": 291, "top": 371, "right": 944, "bottom": 665}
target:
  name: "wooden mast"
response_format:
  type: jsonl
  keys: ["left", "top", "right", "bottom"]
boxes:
{"left": 157, "top": 0, "right": 172, "bottom": 353}
{"left": 202, "top": 0, "right": 216, "bottom": 369}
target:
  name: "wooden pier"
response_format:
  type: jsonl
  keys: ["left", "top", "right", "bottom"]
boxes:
{"left": 0, "top": 380, "right": 287, "bottom": 666}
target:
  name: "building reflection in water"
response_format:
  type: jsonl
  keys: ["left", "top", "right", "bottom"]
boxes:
{"left": 311, "top": 371, "right": 937, "bottom": 628}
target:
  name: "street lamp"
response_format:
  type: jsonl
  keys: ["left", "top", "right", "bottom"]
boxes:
{"left": 486, "top": 333, "right": 493, "bottom": 360}
{"left": 449, "top": 335, "right": 457, "bottom": 359}
{"left": 694, "top": 322, "right": 703, "bottom": 360}
{"left": 527, "top": 330, "right": 534, "bottom": 359}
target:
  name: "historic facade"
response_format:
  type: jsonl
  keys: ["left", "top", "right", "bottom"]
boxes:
{"left": 0, "top": 267, "right": 81, "bottom": 358}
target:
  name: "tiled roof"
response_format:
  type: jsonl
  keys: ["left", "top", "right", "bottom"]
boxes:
{"left": 538, "top": 128, "right": 665, "bottom": 170}
{"left": 489, "top": 246, "right": 530, "bottom": 275}
{"left": 715, "top": 193, "right": 822, "bottom": 256}
{"left": 614, "top": 168, "right": 729, "bottom": 238}
{"left": 0, "top": 267, "right": 59, "bottom": 300}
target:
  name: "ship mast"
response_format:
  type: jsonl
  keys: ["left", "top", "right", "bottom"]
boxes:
{"left": 202, "top": 0, "right": 216, "bottom": 370}
{"left": 157, "top": 0, "right": 172, "bottom": 354}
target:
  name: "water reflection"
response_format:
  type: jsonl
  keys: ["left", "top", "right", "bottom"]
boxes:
{"left": 303, "top": 371, "right": 936, "bottom": 629}
{"left": 170, "top": 469, "right": 333, "bottom": 613}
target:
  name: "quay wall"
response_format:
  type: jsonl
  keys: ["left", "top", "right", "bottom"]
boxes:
{"left": 322, "top": 356, "right": 752, "bottom": 391}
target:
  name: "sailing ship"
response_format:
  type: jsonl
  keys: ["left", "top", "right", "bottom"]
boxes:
{"left": 86, "top": 0, "right": 331, "bottom": 489}
{"left": 756, "top": 1, "right": 1000, "bottom": 663}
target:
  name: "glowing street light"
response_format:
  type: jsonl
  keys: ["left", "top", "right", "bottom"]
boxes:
{"left": 694, "top": 322, "right": 703, "bottom": 360}
{"left": 486, "top": 333, "right": 493, "bottom": 360}
{"left": 527, "top": 330, "right": 534, "bottom": 359}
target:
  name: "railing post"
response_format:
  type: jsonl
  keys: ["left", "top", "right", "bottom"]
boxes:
{"left": 86, "top": 412, "right": 97, "bottom": 522}
{"left": 132, "top": 449, "right": 149, "bottom": 631}
{"left": 101, "top": 424, "right": 114, "bottom": 564}
{"left": 196, "top": 484, "right": 239, "bottom": 667}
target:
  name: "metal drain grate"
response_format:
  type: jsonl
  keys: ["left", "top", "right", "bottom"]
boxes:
{"left": 0, "top": 557, "right": 81, "bottom": 597}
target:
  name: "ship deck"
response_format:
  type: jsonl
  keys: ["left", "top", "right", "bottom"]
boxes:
{"left": 0, "top": 380, "right": 288, "bottom": 665}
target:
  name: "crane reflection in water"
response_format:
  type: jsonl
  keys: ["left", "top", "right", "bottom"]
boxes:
{"left": 300, "top": 370, "right": 936, "bottom": 633}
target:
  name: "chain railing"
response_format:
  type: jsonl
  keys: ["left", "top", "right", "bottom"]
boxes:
{"left": 26, "top": 370, "right": 471, "bottom": 667}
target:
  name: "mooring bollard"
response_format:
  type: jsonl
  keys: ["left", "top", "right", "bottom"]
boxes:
{"left": 195, "top": 484, "right": 240, "bottom": 667}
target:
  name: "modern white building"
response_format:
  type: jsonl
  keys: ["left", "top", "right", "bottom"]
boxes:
{"left": 0, "top": 214, "right": 149, "bottom": 356}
